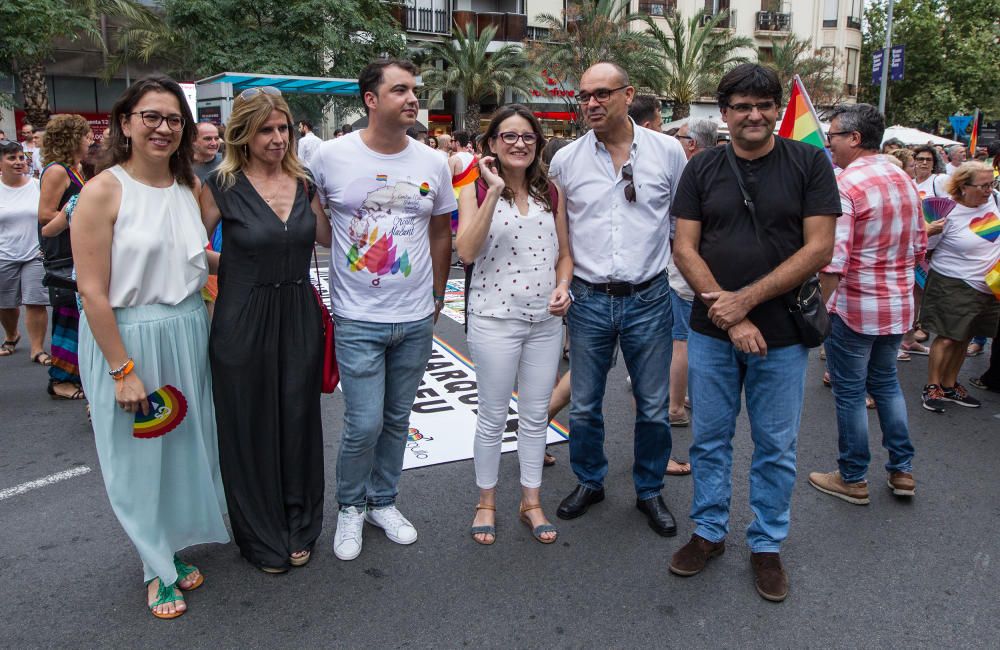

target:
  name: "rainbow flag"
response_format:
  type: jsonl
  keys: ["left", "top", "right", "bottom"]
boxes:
{"left": 452, "top": 157, "right": 480, "bottom": 199}
{"left": 778, "top": 75, "right": 826, "bottom": 151}
{"left": 969, "top": 109, "right": 980, "bottom": 158}
{"left": 986, "top": 258, "right": 1000, "bottom": 301}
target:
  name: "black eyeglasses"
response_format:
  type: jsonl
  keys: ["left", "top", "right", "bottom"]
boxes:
{"left": 726, "top": 101, "right": 777, "bottom": 114}
{"left": 825, "top": 130, "right": 854, "bottom": 142}
{"left": 965, "top": 182, "right": 994, "bottom": 191}
{"left": 130, "top": 111, "right": 185, "bottom": 132}
{"left": 675, "top": 135, "right": 693, "bottom": 141}
{"left": 622, "top": 163, "right": 636, "bottom": 203}
{"left": 496, "top": 132, "right": 538, "bottom": 145}
{"left": 577, "top": 85, "right": 628, "bottom": 104}
{"left": 914, "top": 156, "right": 935, "bottom": 163}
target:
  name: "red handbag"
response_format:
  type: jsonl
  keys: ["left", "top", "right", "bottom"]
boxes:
{"left": 313, "top": 247, "right": 339, "bottom": 393}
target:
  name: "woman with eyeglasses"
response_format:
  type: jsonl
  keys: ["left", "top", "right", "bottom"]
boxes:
{"left": 918, "top": 162, "right": 1000, "bottom": 413}
{"left": 200, "top": 86, "right": 331, "bottom": 573}
{"left": 456, "top": 104, "right": 573, "bottom": 545}
{"left": 36, "top": 114, "right": 94, "bottom": 399}
{"left": 72, "top": 76, "right": 229, "bottom": 619}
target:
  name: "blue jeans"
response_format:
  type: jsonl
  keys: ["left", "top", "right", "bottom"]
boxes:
{"left": 688, "top": 331, "right": 808, "bottom": 553}
{"left": 567, "top": 273, "right": 672, "bottom": 500}
{"left": 824, "top": 315, "right": 914, "bottom": 483}
{"left": 333, "top": 315, "right": 433, "bottom": 510}
{"left": 669, "top": 289, "right": 692, "bottom": 342}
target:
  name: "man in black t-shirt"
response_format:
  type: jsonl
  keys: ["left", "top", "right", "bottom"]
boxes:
{"left": 668, "top": 64, "right": 840, "bottom": 603}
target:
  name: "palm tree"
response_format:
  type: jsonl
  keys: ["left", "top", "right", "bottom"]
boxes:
{"left": 528, "top": 0, "right": 667, "bottom": 100}
{"left": 0, "top": 0, "right": 157, "bottom": 126}
{"left": 763, "top": 35, "right": 842, "bottom": 110}
{"left": 421, "top": 23, "right": 536, "bottom": 132}
{"left": 639, "top": 10, "right": 755, "bottom": 120}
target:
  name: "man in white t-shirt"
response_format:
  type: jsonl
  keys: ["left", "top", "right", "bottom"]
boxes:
{"left": 18, "top": 123, "right": 39, "bottom": 178}
{"left": 311, "top": 59, "right": 456, "bottom": 562}
{"left": 296, "top": 119, "right": 322, "bottom": 168}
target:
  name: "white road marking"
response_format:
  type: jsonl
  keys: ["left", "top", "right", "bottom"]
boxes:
{"left": 0, "top": 466, "right": 92, "bottom": 501}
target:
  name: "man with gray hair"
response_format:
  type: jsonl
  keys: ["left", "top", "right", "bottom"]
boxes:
{"left": 945, "top": 144, "right": 967, "bottom": 174}
{"left": 675, "top": 119, "right": 717, "bottom": 158}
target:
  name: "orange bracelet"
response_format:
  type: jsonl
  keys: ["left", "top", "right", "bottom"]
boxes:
{"left": 109, "top": 358, "right": 135, "bottom": 381}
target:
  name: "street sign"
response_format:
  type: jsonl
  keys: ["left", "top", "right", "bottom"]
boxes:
{"left": 872, "top": 45, "right": 905, "bottom": 85}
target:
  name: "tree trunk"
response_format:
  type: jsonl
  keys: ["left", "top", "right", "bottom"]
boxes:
{"left": 671, "top": 101, "right": 691, "bottom": 121}
{"left": 19, "top": 63, "right": 50, "bottom": 127}
{"left": 464, "top": 102, "right": 481, "bottom": 133}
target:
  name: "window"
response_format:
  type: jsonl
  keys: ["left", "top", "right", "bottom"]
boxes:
{"left": 758, "top": 46, "right": 773, "bottom": 63}
{"left": 821, "top": 46, "right": 836, "bottom": 62}
{"left": 823, "top": 0, "right": 838, "bottom": 27}
{"left": 847, "top": 0, "right": 862, "bottom": 28}
{"left": 845, "top": 47, "right": 859, "bottom": 85}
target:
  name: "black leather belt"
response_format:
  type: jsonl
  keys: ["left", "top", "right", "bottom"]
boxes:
{"left": 575, "top": 273, "right": 660, "bottom": 297}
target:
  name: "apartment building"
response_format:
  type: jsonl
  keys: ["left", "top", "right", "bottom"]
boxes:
{"left": 400, "top": 0, "right": 863, "bottom": 131}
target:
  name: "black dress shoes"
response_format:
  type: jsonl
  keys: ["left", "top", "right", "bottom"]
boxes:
{"left": 635, "top": 494, "right": 677, "bottom": 537}
{"left": 557, "top": 485, "right": 605, "bottom": 520}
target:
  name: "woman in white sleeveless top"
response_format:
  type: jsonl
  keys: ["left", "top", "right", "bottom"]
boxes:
{"left": 456, "top": 105, "right": 573, "bottom": 545}
{"left": 72, "top": 76, "right": 228, "bottom": 620}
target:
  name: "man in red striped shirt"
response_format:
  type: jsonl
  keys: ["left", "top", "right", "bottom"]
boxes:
{"left": 809, "top": 103, "right": 927, "bottom": 505}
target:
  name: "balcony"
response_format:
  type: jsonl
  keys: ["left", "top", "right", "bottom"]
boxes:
{"left": 638, "top": 1, "right": 676, "bottom": 18}
{"left": 846, "top": 15, "right": 862, "bottom": 29}
{"left": 398, "top": 1, "right": 450, "bottom": 35}
{"left": 699, "top": 9, "right": 735, "bottom": 30}
{"left": 452, "top": 10, "right": 527, "bottom": 41}
{"left": 754, "top": 11, "right": 791, "bottom": 34}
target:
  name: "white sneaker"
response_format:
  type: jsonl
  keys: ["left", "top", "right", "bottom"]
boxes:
{"left": 334, "top": 506, "right": 365, "bottom": 560}
{"left": 364, "top": 505, "right": 418, "bottom": 545}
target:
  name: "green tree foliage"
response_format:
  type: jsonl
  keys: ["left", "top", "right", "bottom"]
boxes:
{"left": 110, "top": 0, "right": 406, "bottom": 122}
{"left": 860, "top": 0, "right": 1000, "bottom": 129}
{"left": 420, "top": 23, "right": 535, "bottom": 132}
{"left": 640, "top": 10, "right": 754, "bottom": 120}
{"left": 762, "top": 35, "right": 842, "bottom": 111}
{"left": 527, "top": 0, "right": 667, "bottom": 129}
{"left": 0, "top": 0, "right": 151, "bottom": 125}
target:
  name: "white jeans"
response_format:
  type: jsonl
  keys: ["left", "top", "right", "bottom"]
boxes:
{"left": 467, "top": 314, "right": 563, "bottom": 489}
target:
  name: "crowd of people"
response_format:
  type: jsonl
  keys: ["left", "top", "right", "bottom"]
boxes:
{"left": 1, "top": 58, "right": 997, "bottom": 618}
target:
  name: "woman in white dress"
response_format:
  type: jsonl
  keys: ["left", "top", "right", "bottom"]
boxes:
{"left": 72, "top": 76, "right": 229, "bottom": 619}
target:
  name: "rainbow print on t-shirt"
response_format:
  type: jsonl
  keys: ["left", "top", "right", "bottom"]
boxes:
{"left": 347, "top": 227, "right": 412, "bottom": 277}
{"left": 969, "top": 212, "right": 1000, "bottom": 243}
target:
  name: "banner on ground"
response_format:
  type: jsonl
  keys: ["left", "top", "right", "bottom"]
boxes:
{"left": 309, "top": 266, "right": 569, "bottom": 470}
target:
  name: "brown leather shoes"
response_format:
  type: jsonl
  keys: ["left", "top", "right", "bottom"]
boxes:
{"left": 807, "top": 470, "right": 870, "bottom": 505}
{"left": 669, "top": 534, "right": 725, "bottom": 576}
{"left": 750, "top": 552, "right": 788, "bottom": 602}
{"left": 888, "top": 471, "right": 916, "bottom": 496}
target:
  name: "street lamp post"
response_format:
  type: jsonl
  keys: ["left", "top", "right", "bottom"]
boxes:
{"left": 878, "top": 0, "right": 895, "bottom": 115}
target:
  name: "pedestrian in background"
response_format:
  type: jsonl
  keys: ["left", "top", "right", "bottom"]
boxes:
{"left": 37, "top": 113, "right": 93, "bottom": 401}
{"left": 810, "top": 103, "right": 925, "bottom": 505}
{"left": 72, "top": 75, "right": 229, "bottom": 619}
{"left": 0, "top": 140, "right": 49, "bottom": 364}
{"left": 456, "top": 104, "right": 572, "bottom": 545}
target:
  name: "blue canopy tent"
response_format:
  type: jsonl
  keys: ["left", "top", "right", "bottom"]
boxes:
{"left": 194, "top": 72, "right": 360, "bottom": 126}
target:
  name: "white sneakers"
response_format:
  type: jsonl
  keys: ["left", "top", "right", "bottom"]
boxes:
{"left": 334, "top": 506, "right": 365, "bottom": 560}
{"left": 334, "top": 505, "right": 418, "bottom": 561}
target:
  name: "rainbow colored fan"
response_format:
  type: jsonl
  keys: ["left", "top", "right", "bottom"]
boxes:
{"left": 133, "top": 385, "right": 188, "bottom": 439}
{"left": 921, "top": 197, "right": 955, "bottom": 224}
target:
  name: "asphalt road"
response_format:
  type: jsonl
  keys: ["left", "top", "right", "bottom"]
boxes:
{"left": 2, "top": 274, "right": 998, "bottom": 648}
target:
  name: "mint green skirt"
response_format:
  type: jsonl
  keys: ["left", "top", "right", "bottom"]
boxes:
{"left": 79, "top": 293, "right": 229, "bottom": 585}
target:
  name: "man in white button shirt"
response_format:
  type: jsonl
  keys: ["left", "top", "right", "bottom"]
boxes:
{"left": 548, "top": 62, "right": 688, "bottom": 536}
{"left": 296, "top": 119, "right": 322, "bottom": 168}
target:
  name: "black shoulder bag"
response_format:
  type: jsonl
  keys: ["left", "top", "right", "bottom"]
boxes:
{"left": 723, "top": 144, "right": 829, "bottom": 348}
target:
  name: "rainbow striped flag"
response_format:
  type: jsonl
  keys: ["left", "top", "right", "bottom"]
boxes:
{"left": 778, "top": 75, "right": 826, "bottom": 151}
{"left": 969, "top": 109, "right": 980, "bottom": 158}
{"left": 452, "top": 158, "right": 480, "bottom": 199}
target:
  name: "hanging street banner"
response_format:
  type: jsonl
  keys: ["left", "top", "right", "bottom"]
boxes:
{"left": 871, "top": 45, "right": 905, "bottom": 85}
{"left": 310, "top": 265, "right": 569, "bottom": 470}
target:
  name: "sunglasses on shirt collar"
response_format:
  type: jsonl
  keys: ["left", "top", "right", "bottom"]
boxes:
{"left": 622, "top": 162, "right": 636, "bottom": 203}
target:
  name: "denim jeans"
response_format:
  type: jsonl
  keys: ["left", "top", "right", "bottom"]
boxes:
{"left": 824, "top": 315, "right": 914, "bottom": 483}
{"left": 566, "top": 273, "right": 672, "bottom": 500}
{"left": 333, "top": 315, "right": 433, "bottom": 510}
{"left": 688, "top": 331, "right": 808, "bottom": 553}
